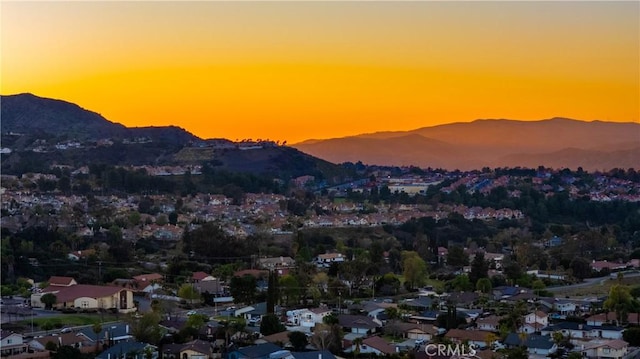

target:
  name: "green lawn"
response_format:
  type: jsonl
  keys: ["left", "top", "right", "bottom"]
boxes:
{"left": 21, "top": 314, "right": 119, "bottom": 329}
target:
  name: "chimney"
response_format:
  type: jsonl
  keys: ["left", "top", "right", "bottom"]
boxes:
{"left": 126, "top": 324, "right": 129, "bottom": 334}
{"left": 318, "top": 354, "right": 322, "bottom": 359}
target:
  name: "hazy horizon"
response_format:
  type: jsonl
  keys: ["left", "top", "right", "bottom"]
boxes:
{"left": 2, "top": 1, "right": 638, "bottom": 143}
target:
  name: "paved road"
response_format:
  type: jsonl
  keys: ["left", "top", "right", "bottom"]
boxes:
{"left": 547, "top": 270, "right": 640, "bottom": 293}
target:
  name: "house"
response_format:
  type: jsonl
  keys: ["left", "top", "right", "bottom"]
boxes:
{"left": 78, "top": 322, "right": 134, "bottom": 345}
{"left": 493, "top": 286, "right": 522, "bottom": 300}
{"left": 591, "top": 260, "right": 627, "bottom": 273}
{"left": 241, "top": 302, "right": 276, "bottom": 323}
{"left": 286, "top": 308, "right": 329, "bottom": 328}
{"left": 401, "top": 297, "right": 434, "bottom": 311}
{"left": 554, "top": 299, "right": 578, "bottom": 316}
{"left": 31, "top": 283, "right": 136, "bottom": 313}
{"left": 476, "top": 315, "right": 501, "bottom": 332}
{"left": 228, "top": 343, "right": 283, "bottom": 359}
{"left": 579, "top": 339, "right": 628, "bottom": 359}
{"left": 192, "top": 271, "right": 216, "bottom": 283}
{"left": 524, "top": 310, "right": 548, "bottom": 332}
{"left": 346, "top": 336, "right": 395, "bottom": 355}
{"left": 338, "top": 314, "right": 382, "bottom": 335}
{"left": 176, "top": 339, "right": 213, "bottom": 359}
{"left": 28, "top": 332, "right": 94, "bottom": 354}
{"left": 0, "top": 330, "right": 28, "bottom": 357}
{"left": 541, "top": 322, "right": 592, "bottom": 339}
{"left": 257, "top": 257, "right": 296, "bottom": 275}
{"left": 67, "top": 249, "right": 96, "bottom": 261}
{"left": 48, "top": 276, "right": 77, "bottom": 287}
{"left": 410, "top": 310, "right": 440, "bottom": 323}
{"left": 587, "top": 311, "right": 640, "bottom": 326}
{"left": 544, "top": 236, "right": 564, "bottom": 248}
{"left": 95, "top": 341, "right": 157, "bottom": 359}
{"left": 589, "top": 325, "right": 625, "bottom": 340}
{"left": 444, "top": 329, "right": 490, "bottom": 349}
{"left": 385, "top": 321, "right": 438, "bottom": 341}
{"left": 315, "top": 253, "right": 345, "bottom": 268}
{"left": 525, "top": 334, "right": 557, "bottom": 356}
{"left": 254, "top": 331, "right": 292, "bottom": 348}
{"left": 291, "top": 350, "right": 336, "bottom": 359}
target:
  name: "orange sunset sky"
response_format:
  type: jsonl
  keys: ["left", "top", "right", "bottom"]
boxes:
{"left": 1, "top": 1, "right": 638, "bottom": 144}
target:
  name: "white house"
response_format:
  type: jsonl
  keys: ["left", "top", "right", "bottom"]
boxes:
{"left": 579, "top": 339, "right": 628, "bottom": 359}
{"left": 315, "top": 253, "right": 346, "bottom": 268}
{"left": 0, "top": 330, "right": 28, "bottom": 357}
{"left": 476, "top": 315, "right": 501, "bottom": 332}
{"left": 524, "top": 310, "right": 548, "bottom": 332}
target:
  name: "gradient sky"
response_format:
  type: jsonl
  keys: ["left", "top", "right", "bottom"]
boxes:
{"left": 2, "top": 1, "right": 638, "bottom": 144}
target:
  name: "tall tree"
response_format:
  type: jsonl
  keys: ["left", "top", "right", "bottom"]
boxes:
{"left": 229, "top": 275, "right": 257, "bottom": 304}
{"left": 402, "top": 251, "right": 427, "bottom": 290}
{"left": 469, "top": 252, "right": 489, "bottom": 285}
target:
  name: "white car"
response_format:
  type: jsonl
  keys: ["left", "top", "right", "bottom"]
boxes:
{"left": 187, "top": 310, "right": 198, "bottom": 316}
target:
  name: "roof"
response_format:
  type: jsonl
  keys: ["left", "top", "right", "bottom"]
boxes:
{"left": 292, "top": 350, "right": 336, "bottom": 359}
{"left": 582, "top": 339, "right": 629, "bottom": 350}
{"left": 0, "top": 330, "right": 22, "bottom": 340}
{"left": 49, "top": 284, "right": 125, "bottom": 303}
{"left": 96, "top": 341, "right": 152, "bottom": 359}
{"left": 338, "top": 314, "right": 381, "bottom": 330}
{"left": 192, "top": 271, "right": 213, "bottom": 281}
{"left": 476, "top": 315, "right": 502, "bottom": 327}
{"left": 587, "top": 311, "right": 640, "bottom": 323}
{"left": 78, "top": 322, "right": 132, "bottom": 341}
{"left": 504, "top": 333, "right": 524, "bottom": 347}
{"left": 48, "top": 276, "right": 76, "bottom": 286}
{"left": 444, "top": 329, "right": 489, "bottom": 342}
{"left": 525, "top": 334, "right": 555, "bottom": 350}
{"left": 31, "top": 332, "right": 93, "bottom": 347}
{"left": 362, "top": 336, "right": 395, "bottom": 355}
{"left": 181, "top": 339, "right": 212, "bottom": 354}
{"left": 132, "top": 273, "right": 163, "bottom": 282}
{"left": 236, "top": 343, "right": 283, "bottom": 358}
{"left": 541, "top": 322, "right": 592, "bottom": 332}
{"left": 258, "top": 331, "right": 291, "bottom": 344}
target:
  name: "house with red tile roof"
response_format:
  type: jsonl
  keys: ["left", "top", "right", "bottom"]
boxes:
{"left": 47, "top": 276, "right": 77, "bottom": 287}
{"left": 345, "top": 336, "right": 396, "bottom": 356}
{"left": 192, "top": 271, "right": 215, "bottom": 282}
{"left": 31, "top": 282, "right": 136, "bottom": 313}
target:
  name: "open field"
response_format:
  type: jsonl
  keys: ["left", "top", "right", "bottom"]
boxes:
{"left": 551, "top": 275, "right": 640, "bottom": 297}
{"left": 20, "top": 314, "right": 120, "bottom": 329}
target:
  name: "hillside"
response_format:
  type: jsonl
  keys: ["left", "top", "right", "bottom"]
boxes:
{"left": 293, "top": 118, "right": 640, "bottom": 171}
{"left": 0, "top": 94, "right": 351, "bottom": 181}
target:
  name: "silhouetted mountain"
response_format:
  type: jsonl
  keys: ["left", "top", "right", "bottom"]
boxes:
{"left": 1, "top": 93, "right": 199, "bottom": 146}
{"left": 293, "top": 118, "right": 640, "bottom": 171}
{"left": 0, "top": 94, "right": 351, "bottom": 181}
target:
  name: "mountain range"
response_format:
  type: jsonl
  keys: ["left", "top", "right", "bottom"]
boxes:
{"left": 292, "top": 118, "right": 640, "bottom": 171}
{"left": 2, "top": 93, "right": 638, "bottom": 172}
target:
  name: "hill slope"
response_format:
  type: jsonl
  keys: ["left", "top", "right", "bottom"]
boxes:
{"left": 293, "top": 118, "right": 640, "bottom": 171}
{"left": 0, "top": 94, "right": 350, "bottom": 181}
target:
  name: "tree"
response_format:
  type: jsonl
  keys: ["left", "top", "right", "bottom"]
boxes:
{"left": 476, "top": 277, "right": 493, "bottom": 294}
{"left": 450, "top": 274, "right": 473, "bottom": 292}
{"left": 168, "top": 211, "right": 178, "bottom": 226}
{"left": 129, "top": 312, "right": 163, "bottom": 345}
{"left": 260, "top": 313, "right": 286, "bottom": 336}
{"left": 447, "top": 245, "right": 469, "bottom": 268}
{"left": 469, "top": 252, "right": 489, "bottom": 285}
{"left": 92, "top": 323, "right": 102, "bottom": 352}
{"left": 279, "top": 274, "right": 301, "bottom": 306}
{"left": 41, "top": 293, "right": 57, "bottom": 310}
{"left": 289, "top": 331, "right": 308, "bottom": 351}
{"left": 570, "top": 257, "right": 592, "bottom": 281}
{"left": 311, "top": 322, "right": 342, "bottom": 354}
{"left": 229, "top": 275, "right": 257, "bottom": 304}
{"left": 51, "top": 346, "right": 84, "bottom": 359}
{"left": 178, "top": 284, "right": 201, "bottom": 305}
{"left": 402, "top": 251, "right": 427, "bottom": 290}
{"left": 532, "top": 279, "right": 546, "bottom": 296}
{"left": 603, "top": 284, "right": 635, "bottom": 323}
{"left": 266, "top": 271, "right": 279, "bottom": 314}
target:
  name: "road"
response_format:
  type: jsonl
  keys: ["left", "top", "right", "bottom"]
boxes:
{"left": 547, "top": 270, "right": 640, "bottom": 293}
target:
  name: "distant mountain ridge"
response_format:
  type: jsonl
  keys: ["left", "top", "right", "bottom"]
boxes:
{"left": 292, "top": 118, "right": 640, "bottom": 171}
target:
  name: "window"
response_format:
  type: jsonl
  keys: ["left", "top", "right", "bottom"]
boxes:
{"left": 603, "top": 348, "right": 610, "bottom": 354}
{"left": 7, "top": 339, "right": 12, "bottom": 344}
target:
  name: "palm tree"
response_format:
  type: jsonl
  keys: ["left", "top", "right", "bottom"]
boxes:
{"left": 92, "top": 323, "right": 102, "bottom": 353}
{"left": 353, "top": 337, "right": 363, "bottom": 358}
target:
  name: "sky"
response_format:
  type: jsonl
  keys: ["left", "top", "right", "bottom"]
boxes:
{"left": 2, "top": 1, "right": 638, "bottom": 144}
